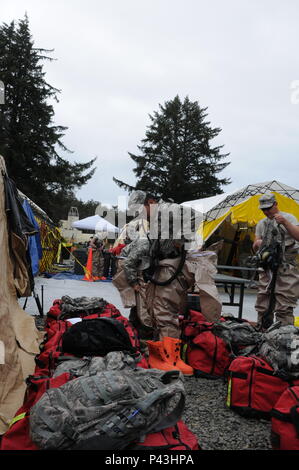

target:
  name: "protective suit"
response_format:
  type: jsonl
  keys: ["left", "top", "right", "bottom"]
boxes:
{"left": 113, "top": 191, "right": 221, "bottom": 375}
{"left": 119, "top": 238, "right": 221, "bottom": 338}
{"left": 255, "top": 216, "right": 299, "bottom": 326}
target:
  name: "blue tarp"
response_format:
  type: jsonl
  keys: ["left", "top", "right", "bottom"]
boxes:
{"left": 22, "top": 200, "right": 43, "bottom": 276}
{"left": 47, "top": 273, "right": 85, "bottom": 280}
{"left": 43, "top": 272, "right": 112, "bottom": 281}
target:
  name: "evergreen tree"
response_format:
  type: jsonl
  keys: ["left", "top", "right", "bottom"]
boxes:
{"left": 59, "top": 197, "right": 100, "bottom": 222}
{"left": 113, "top": 95, "right": 230, "bottom": 203}
{"left": 0, "top": 16, "right": 96, "bottom": 222}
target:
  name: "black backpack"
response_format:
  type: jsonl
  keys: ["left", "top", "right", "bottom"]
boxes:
{"left": 61, "top": 317, "right": 137, "bottom": 356}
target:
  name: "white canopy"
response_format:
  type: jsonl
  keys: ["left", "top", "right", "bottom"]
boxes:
{"left": 72, "top": 215, "right": 119, "bottom": 232}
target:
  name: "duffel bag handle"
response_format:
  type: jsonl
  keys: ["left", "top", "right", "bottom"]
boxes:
{"left": 290, "top": 405, "right": 299, "bottom": 436}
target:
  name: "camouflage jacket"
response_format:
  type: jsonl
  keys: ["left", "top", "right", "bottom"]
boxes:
{"left": 122, "top": 238, "right": 182, "bottom": 286}
{"left": 121, "top": 200, "right": 201, "bottom": 285}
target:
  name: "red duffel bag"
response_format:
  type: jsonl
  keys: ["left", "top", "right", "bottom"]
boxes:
{"left": 227, "top": 355, "right": 299, "bottom": 419}
{"left": 185, "top": 323, "right": 232, "bottom": 379}
{"left": 1, "top": 372, "right": 74, "bottom": 450}
{"left": 128, "top": 420, "right": 201, "bottom": 451}
{"left": 271, "top": 386, "right": 299, "bottom": 450}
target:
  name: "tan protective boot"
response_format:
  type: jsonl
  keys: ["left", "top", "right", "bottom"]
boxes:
{"left": 146, "top": 340, "right": 180, "bottom": 372}
{"left": 162, "top": 337, "right": 194, "bottom": 376}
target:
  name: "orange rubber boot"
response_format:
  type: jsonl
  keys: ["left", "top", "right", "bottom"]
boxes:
{"left": 162, "top": 337, "right": 194, "bottom": 376}
{"left": 146, "top": 340, "right": 180, "bottom": 372}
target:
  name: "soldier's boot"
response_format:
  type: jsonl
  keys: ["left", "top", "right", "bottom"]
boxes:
{"left": 146, "top": 340, "right": 180, "bottom": 372}
{"left": 276, "top": 307, "right": 295, "bottom": 326}
{"left": 256, "top": 310, "right": 274, "bottom": 332}
{"left": 162, "top": 337, "right": 194, "bottom": 376}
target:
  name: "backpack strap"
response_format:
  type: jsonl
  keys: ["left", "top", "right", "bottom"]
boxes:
{"left": 99, "top": 389, "right": 185, "bottom": 438}
{"left": 272, "top": 406, "right": 299, "bottom": 436}
{"left": 145, "top": 392, "right": 185, "bottom": 433}
{"left": 100, "top": 370, "right": 185, "bottom": 438}
{"left": 137, "top": 370, "right": 186, "bottom": 433}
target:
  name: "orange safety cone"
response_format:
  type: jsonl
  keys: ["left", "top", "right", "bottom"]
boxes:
{"left": 83, "top": 248, "right": 94, "bottom": 282}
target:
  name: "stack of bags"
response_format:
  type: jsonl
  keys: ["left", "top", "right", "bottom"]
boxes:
{"left": 181, "top": 310, "right": 299, "bottom": 450}
{"left": 1, "top": 296, "right": 199, "bottom": 451}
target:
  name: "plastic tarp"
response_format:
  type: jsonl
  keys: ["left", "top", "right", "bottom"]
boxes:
{"left": 0, "top": 157, "right": 41, "bottom": 434}
{"left": 72, "top": 215, "right": 119, "bottom": 232}
{"left": 22, "top": 200, "right": 43, "bottom": 276}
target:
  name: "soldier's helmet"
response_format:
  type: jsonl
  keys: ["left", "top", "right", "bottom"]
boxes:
{"left": 128, "top": 190, "right": 147, "bottom": 210}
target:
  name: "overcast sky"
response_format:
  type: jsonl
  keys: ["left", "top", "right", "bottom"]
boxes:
{"left": 2, "top": 0, "right": 299, "bottom": 208}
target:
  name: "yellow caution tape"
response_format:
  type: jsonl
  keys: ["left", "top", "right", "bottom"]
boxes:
{"left": 56, "top": 242, "right": 62, "bottom": 263}
{"left": 49, "top": 230, "right": 88, "bottom": 273}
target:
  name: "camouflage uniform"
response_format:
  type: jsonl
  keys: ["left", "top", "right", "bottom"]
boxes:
{"left": 255, "top": 213, "right": 299, "bottom": 326}
{"left": 121, "top": 238, "right": 222, "bottom": 339}
{"left": 122, "top": 237, "right": 186, "bottom": 338}
{"left": 91, "top": 237, "right": 104, "bottom": 277}
{"left": 123, "top": 220, "right": 221, "bottom": 339}
{"left": 113, "top": 191, "right": 221, "bottom": 339}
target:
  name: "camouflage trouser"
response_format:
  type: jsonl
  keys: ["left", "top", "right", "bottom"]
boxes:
{"left": 113, "top": 253, "right": 222, "bottom": 339}
{"left": 92, "top": 250, "right": 104, "bottom": 277}
{"left": 138, "top": 253, "right": 222, "bottom": 339}
{"left": 112, "top": 261, "right": 154, "bottom": 339}
{"left": 255, "top": 263, "right": 299, "bottom": 326}
{"left": 146, "top": 258, "right": 194, "bottom": 339}
{"left": 135, "top": 274, "right": 151, "bottom": 327}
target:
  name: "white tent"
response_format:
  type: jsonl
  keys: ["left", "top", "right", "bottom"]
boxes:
{"left": 72, "top": 215, "right": 119, "bottom": 232}
{"left": 182, "top": 189, "right": 239, "bottom": 216}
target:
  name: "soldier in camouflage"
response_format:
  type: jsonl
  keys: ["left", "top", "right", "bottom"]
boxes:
{"left": 253, "top": 193, "right": 299, "bottom": 328}
{"left": 115, "top": 191, "right": 156, "bottom": 339}
{"left": 122, "top": 191, "right": 218, "bottom": 338}
{"left": 113, "top": 190, "right": 221, "bottom": 375}
{"left": 122, "top": 191, "right": 193, "bottom": 338}
{"left": 89, "top": 234, "right": 105, "bottom": 279}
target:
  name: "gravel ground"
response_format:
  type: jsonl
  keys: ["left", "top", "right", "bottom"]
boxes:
{"left": 182, "top": 376, "right": 272, "bottom": 450}
{"left": 34, "top": 316, "right": 272, "bottom": 451}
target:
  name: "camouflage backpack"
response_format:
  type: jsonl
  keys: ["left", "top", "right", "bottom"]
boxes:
{"left": 258, "top": 323, "right": 299, "bottom": 380}
{"left": 29, "top": 369, "right": 185, "bottom": 450}
{"left": 52, "top": 351, "right": 141, "bottom": 378}
{"left": 212, "top": 319, "right": 263, "bottom": 355}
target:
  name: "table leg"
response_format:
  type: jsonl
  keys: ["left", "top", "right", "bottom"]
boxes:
{"left": 238, "top": 283, "right": 244, "bottom": 320}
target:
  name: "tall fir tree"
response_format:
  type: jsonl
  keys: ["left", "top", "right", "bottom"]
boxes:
{"left": 113, "top": 95, "right": 231, "bottom": 203}
{"left": 0, "top": 16, "right": 96, "bottom": 222}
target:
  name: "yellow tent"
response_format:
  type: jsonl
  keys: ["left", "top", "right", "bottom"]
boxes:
{"left": 182, "top": 180, "right": 299, "bottom": 266}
